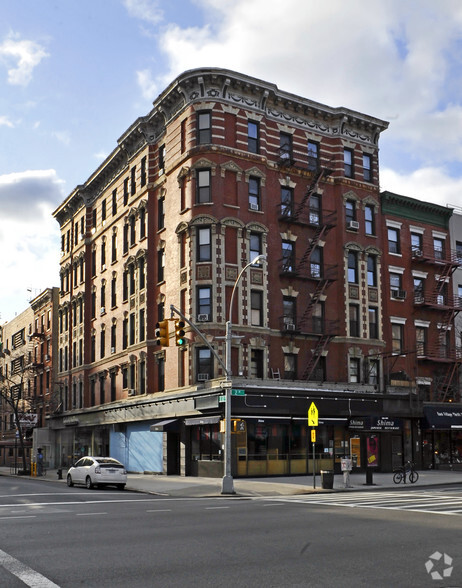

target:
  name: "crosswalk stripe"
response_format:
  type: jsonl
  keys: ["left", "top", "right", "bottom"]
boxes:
{"left": 261, "top": 490, "right": 462, "bottom": 516}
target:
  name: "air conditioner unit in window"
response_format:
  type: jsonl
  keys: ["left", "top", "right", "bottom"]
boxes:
{"left": 197, "top": 314, "right": 209, "bottom": 322}
{"left": 285, "top": 323, "right": 296, "bottom": 331}
{"left": 127, "top": 389, "right": 136, "bottom": 396}
{"left": 391, "top": 289, "right": 406, "bottom": 300}
{"left": 100, "top": 308, "right": 105, "bottom": 315}
{"left": 412, "top": 249, "right": 423, "bottom": 258}
{"left": 347, "top": 220, "right": 360, "bottom": 230}
{"left": 197, "top": 373, "right": 209, "bottom": 381}
{"left": 111, "top": 347, "right": 115, "bottom": 354}
{"left": 249, "top": 202, "right": 259, "bottom": 211}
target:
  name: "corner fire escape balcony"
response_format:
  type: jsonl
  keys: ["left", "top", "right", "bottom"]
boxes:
{"left": 414, "top": 292, "right": 462, "bottom": 311}
{"left": 278, "top": 204, "right": 337, "bottom": 228}
{"left": 412, "top": 246, "right": 461, "bottom": 270}
{"left": 417, "top": 343, "right": 462, "bottom": 363}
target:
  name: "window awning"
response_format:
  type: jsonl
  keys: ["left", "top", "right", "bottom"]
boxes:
{"left": 184, "top": 416, "right": 221, "bottom": 426}
{"left": 423, "top": 406, "right": 462, "bottom": 430}
{"left": 149, "top": 418, "right": 180, "bottom": 432}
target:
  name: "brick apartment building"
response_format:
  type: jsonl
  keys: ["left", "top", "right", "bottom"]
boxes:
{"left": 0, "top": 288, "right": 59, "bottom": 470}
{"left": 49, "top": 67, "right": 462, "bottom": 476}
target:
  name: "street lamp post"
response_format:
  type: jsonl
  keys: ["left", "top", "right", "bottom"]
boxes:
{"left": 222, "top": 254, "right": 267, "bottom": 495}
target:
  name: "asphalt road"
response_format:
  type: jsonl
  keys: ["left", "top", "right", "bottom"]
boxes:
{"left": 0, "top": 476, "right": 461, "bottom": 587}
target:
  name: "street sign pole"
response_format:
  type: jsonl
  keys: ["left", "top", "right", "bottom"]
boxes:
{"left": 312, "top": 428, "right": 316, "bottom": 489}
{"left": 308, "top": 402, "right": 319, "bottom": 490}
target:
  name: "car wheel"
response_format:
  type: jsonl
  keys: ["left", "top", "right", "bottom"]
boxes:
{"left": 117, "top": 484, "right": 125, "bottom": 490}
{"left": 66, "top": 474, "right": 74, "bottom": 487}
{"left": 85, "top": 476, "right": 94, "bottom": 489}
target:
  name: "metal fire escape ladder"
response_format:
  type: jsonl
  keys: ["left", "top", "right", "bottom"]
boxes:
{"left": 293, "top": 164, "right": 333, "bottom": 222}
{"left": 302, "top": 334, "right": 333, "bottom": 381}
{"left": 298, "top": 278, "right": 332, "bottom": 328}
{"left": 296, "top": 225, "right": 330, "bottom": 273}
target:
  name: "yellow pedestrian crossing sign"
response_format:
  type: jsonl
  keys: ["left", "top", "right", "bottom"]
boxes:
{"left": 308, "top": 402, "right": 318, "bottom": 427}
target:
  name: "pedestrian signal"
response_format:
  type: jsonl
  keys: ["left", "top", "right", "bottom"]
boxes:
{"left": 174, "top": 319, "right": 186, "bottom": 346}
{"left": 155, "top": 319, "right": 169, "bottom": 347}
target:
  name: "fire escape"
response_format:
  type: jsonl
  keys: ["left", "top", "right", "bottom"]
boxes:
{"left": 412, "top": 244, "right": 462, "bottom": 401}
{"left": 277, "top": 153, "right": 337, "bottom": 381}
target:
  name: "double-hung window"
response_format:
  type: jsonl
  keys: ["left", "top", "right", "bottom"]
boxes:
{"left": 281, "top": 186, "right": 293, "bottom": 217}
{"left": 196, "top": 169, "right": 211, "bottom": 203}
{"left": 197, "top": 111, "right": 211, "bottom": 144}
{"left": 197, "top": 227, "right": 211, "bottom": 262}
{"left": 283, "top": 296, "right": 296, "bottom": 328}
{"left": 197, "top": 348, "right": 213, "bottom": 381}
{"left": 363, "top": 153, "right": 372, "bottom": 181}
{"left": 250, "top": 232, "right": 262, "bottom": 263}
{"left": 282, "top": 241, "right": 295, "bottom": 272}
{"left": 390, "top": 272, "right": 402, "bottom": 298}
{"left": 250, "top": 291, "right": 263, "bottom": 326}
{"left": 368, "top": 307, "right": 378, "bottom": 339}
{"left": 416, "top": 326, "right": 426, "bottom": 356}
{"left": 310, "top": 247, "right": 322, "bottom": 279}
{"left": 365, "top": 205, "right": 375, "bottom": 235}
{"left": 197, "top": 286, "right": 212, "bottom": 320}
{"left": 307, "top": 141, "right": 319, "bottom": 171}
{"left": 248, "top": 121, "right": 259, "bottom": 153}
{"left": 349, "top": 357, "right": 360, "bottom": 383}
{"left": 344, "top": 148, "right": 354, "bottom": 177}
{"left": 248, "top": 176, "right": 260, "bottom": 210}
{"left": 280, "top": 132, "right": 292, "bottom": 160}
{"left": 433, "top": 237, "right": 444, "bottom": 260}
{"left": 367, "top": 255, "right": 377, "bottom": 287}
{"left": 388, "top": 227, "right": 400, "bottom": 254}
{"left": 391, "top": 323, "right": 404, "bottom": 354}
{"left": 349, "top": 304, "right": 360, "bottom": 337}
{"left": 348, "top": 251, "right": 358, "bottom": 284}
{"left": 309, "top": 194, "right": 321, "bottom": 225}
{"left": 345, "top": 200, "right": 356, "bottom": 226}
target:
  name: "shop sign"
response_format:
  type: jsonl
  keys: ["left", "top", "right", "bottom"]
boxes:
{"left": 63, "top": 417, "right": 79, "bottom": 427}
{"left": 370, "top": 416, "right": 402, "bottom": 431}
{"left": 18, "top": 413, "right": 38, "bottom": 428}
{"left": 348, "top": 416, "right": 402, "bottom": 432}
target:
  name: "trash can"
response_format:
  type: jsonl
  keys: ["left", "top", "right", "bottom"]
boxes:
{"left": 320, "top": 470, "right": 334, "bottom": 490}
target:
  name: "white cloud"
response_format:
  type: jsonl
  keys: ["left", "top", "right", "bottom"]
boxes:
{"left": 136, "top": 0, "right": 462, "bottom": 175}
{"left": 0, "top": 169, "right": 65, "bottom": 222}
{"left": 0, "top": 170, "right": 63, "bottom": 322}
{"left": 0, "top": 32, "right": 49, "bottom": 86}
{"left": 381, "top": 166, "right": 462, "bottom": 209}
{"left": 137, "top": 69, "right": 160, "bottom": 101}
{"left": 0, "top": 115, "right": 14, "bottom": 128}
{"left": 52, "top": 130, "right": 71, "bottom": 146}
{"left": 122, "top": 0, "right": 164, "bottom": 25}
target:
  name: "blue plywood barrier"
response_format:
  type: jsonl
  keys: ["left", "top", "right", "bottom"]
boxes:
{"left": 110, "top": 424, "right": 163, "bottom": 473}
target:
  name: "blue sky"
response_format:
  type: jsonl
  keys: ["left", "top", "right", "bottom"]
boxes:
{"left": 1, "top": 0, "right": 462, "bottom": 321}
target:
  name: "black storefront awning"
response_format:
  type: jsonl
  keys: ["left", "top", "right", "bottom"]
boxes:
{"left": 184, "top": 416, "right": 221, "bottom": 426}
{"left": 149, "top": 418, "right": 180, "bottom": 432}
{"left": 423, "top": 406, "right": 462, "bottom": 430}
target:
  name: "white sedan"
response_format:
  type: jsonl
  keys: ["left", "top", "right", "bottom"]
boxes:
{"left": 67, "top": 456, "right": 127, "bottom": 490}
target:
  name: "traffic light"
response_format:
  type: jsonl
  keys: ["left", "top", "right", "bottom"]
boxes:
{"left": 155, "top": 319, "right": 170, "bottom": 346}
{"left": 174, "top": 319, "right": 186, "bottom": 347}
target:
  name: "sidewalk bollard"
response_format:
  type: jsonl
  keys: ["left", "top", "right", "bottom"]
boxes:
{"left": 57, "top": 468, "right": 63, "bottom": 480}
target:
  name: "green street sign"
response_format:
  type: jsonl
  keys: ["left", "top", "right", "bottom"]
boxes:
{"left": 219, "top": 395, "right": 226, "bottom": 403}
{"left": 232, "top": 389, "right": 245, "bottom": 396}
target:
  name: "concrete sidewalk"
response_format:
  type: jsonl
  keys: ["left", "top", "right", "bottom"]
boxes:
{"left": 0, "top": 467, "right": 460, "bottom": 497}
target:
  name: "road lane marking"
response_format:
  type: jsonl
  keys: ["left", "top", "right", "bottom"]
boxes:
{"left": 205, "top": 506, "right": 230, "bottom": 510}
{"left": 0, "top": 516, "right": 37, "bottom": 520}
{"left": 147, "top": 509, "right": 172, "bottom": 512}
{"left": 0, "top": 547, "right": 61, "bottom": 587}
{"left": 75, "top": 512, "right": 107, "bottom": 516}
